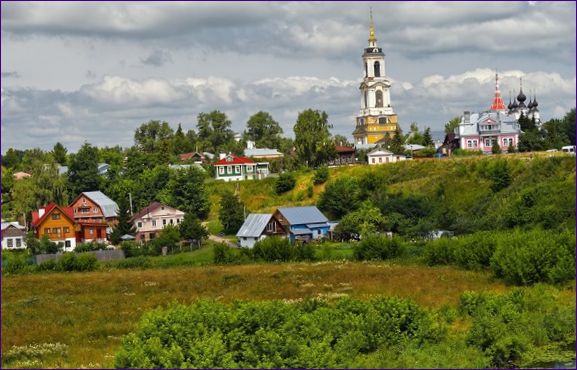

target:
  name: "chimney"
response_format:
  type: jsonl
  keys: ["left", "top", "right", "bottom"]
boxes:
{"left": 219, "top": 153, "right": 226, "bottom": 160}
{"left": 38, "top": 207, "right": 46, "bottom": 218}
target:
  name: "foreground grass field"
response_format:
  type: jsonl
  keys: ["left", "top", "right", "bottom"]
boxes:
{"left": 1, "top": 260, "right": 548, "bottom": 368}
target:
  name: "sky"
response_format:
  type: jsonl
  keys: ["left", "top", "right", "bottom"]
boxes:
{"left": 1, "top": 1, "right": 576, "bottom": 152}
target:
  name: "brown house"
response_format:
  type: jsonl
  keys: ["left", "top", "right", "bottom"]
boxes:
{"left": 329, "top": 146, "right": 356, "bottom": 166}
{"left": 69, "top": 191, "right": 119, "bottom": 242}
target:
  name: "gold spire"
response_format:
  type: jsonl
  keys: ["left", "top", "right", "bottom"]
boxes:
{"left": 368, "top": 7, "right": 377, "bottom": 43}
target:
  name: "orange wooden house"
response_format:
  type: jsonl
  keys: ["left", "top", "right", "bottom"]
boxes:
{"left": 31, "top": 203, "right": 77, "bottom": 251}
{"left": 68, "top": 191, "right": 119, "bottom": 243}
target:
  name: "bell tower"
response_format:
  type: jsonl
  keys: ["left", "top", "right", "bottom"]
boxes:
{"left": 353, "top": 9, "right": 400, "bottom": 145}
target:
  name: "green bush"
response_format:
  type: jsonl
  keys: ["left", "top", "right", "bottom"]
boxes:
{"left": 56, "top": 252, "right": 98, "bottom": 272}
{"left": 245, "top": 237, "right": 316, "bottom": 263}
{"left": 313, "top": 166, "right": 329, "bottom": 185}
{"left": 115, "top": 256, "right": 152, "bottom": 269}
{"left": 213, "top": 243, "right": 238, "bottom": 264}
{"left": 423, "top": 238, "right": 457, "bottom": 266}
{"left": 353, "top": 234, "right": 405, "bottom": 261}
{"left": 75, "top": 242, "right": 107, "bottom": 253}
{"left": 115, "top": 297, "right": 441, "bottom": 368}
{"left": 1, "top": 251, "right": 34, "bottom": 274}
{"left": 454, "top": 232, "right": 497, "bottom": 270}
{"left": 275, "top": 173, "right": 296, "bottom": 194}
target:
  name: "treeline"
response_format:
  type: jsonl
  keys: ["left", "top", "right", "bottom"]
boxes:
{"left": 114, "top": 285, "right": 575, "bottom": 368}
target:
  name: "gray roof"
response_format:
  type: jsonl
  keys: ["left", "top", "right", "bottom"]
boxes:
{"left": 404, "top": 144, "right": 426, "bottom": 151}
{"left": 169, "top": 164, "right": 205, "bottom": 172}
{"left": 1, "top": 221, "right": 24, "bottom": 230}
{"left": 458, "top": 111, "right": 521, "bottom": 137}
{"left": 83, "top": 191, "right": 119, "bottom": 218}
{"left": 277, "top": 206, "right": 328, "bottom": 226}
{"left": 236, "top": 213, "right": 272, "bottom": 237}
{"left": 244, "top": 148, "right": 283, "bottom": 157}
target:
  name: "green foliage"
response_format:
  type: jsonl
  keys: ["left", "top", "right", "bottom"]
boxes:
{"left": 166, "top": 166, "right": 209, "bottom": 219}
{"left": 444, "top": 117, "right": 461, "bottom": 135}
{"left": 353, "top": 234, "right": 405, "bottom": 261}
{"left": 56, "top": 253, "right": 98, "bottom": 272}
{"left": 490, "top": 229, "right": 575, "bottom": 285}
{"left": 52, "top": 142, "right": 68, "bottom": 165}
{"left": 313, "top": 166, "right": 329, "bottom": 185}
{"left": 196, "top": 111, "right": 235, "bottom": 154}
{"left": 461, "top": 286, "right": 576, "bottom": 367}
{"left": 452, "top": 148, "right": 483, "bottom": 156}
{"left": 246, "top": 237, "right": 316, "bottom": 262}
{"left": 486, "top": 159, "right": 511, "bottom": 192}
{"left": 115, "top": 297, "right": 440, "bottom": 368}
{"left": 293, "top": 109, "right": 336, "bottom": 167}
{"left": 2, "top": 148, "right": 25, "bottom": 168}
{"left": 333, "top": 205, "right": 385, "bottom": 240}
{"left": 114, "top": 256, "right": 152, "bottom": 269}
{"left": 275, "top": 173, "right": 296, "bottom": 194}
{"left": 244, "top": 111, "right": 283, "bottom": 149}
{"left": 109, "top": 198, "right": 136, "bottom": 245}
{"left": 151, "top": 225, "right": 181, "bottom": 255}
{"left": 423, "top": 127, "right": 434, "bottom": 147}
{"left": 172, "top": 123, "right": 194, "bottom": 155}
{"left": 491, "top": 141, "right": 501, "bottom": 154}
{"left": 74, "top": 242, "right": 107, "bottom": 253}
{"left": 27, "top": 234, "right": 61, "bottom": 255}
{"left": 318, "top": 177, "right": 361, "bottom": 219}
{"left": 1, "top": 250, "right": 34, "bottom": 274}
{"left": 134, "top": 120, "right": 174, "bottom": 154}
{"left": 389, "top": 127, "right": 405, "bottom": 155}
{"left": 213, "top": 243, "right": 239, "bottom": 264}
{"left": 179, "top": 213, "right": 208, "bottom": 246}
{"left": 423, "top": 237, "right": 457, "bottom": 266}
{"left": 218, "top": 191, "right": 245, "bottom": 234}
{"left": 68, "top": 142, "right": 101, "bottom": 194}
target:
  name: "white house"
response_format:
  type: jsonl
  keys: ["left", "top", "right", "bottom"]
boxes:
{"left": 236, "top": 213, "right": 286, "bottom": 248}
{"left": 367, "top": 148, "right": 406, "bottom": 165}
{"left": 214, "top": 154, "right": 269, "bottom": 182}
{"left": 130, "top": 201, "right": 185, "bottom": 242}
{"left": 1, "top": 221, "right": 27, "bottom": 249}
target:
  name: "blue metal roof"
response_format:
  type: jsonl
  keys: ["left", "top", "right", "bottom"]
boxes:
{"left": 291, "top": 228, "right": 313, "bottom": 235}
{"left": 277, "top": 206, "right": 328, "bottom": 225}
{"left": 306, "top": 223, "right": 328, "bottom": 229}
{"left": 236, "top": 214, "right": 272, "bottom": 237}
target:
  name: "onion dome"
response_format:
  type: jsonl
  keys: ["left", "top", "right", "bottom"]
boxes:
{"left": 517, "top": 78, "right": 527, "bottom": 103}
{"left": 511, "top": 90, "right": 519, "bottom": 109}
{"left": 532, "top": 94, "right": 539, "bottom": 111}
{"left": 507, "top": 91, "right": 513, "bottom": 110}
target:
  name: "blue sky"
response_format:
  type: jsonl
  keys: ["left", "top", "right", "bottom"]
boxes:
{"left": 2, "top": 1, "right": 575, "bottom": 152}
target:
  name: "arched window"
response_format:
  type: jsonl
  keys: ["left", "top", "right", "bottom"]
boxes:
{"left": 376, "top": 90, "right": 383, "bottom": 107}
{"left": 364, "top": 91, "right": 368, "bottom": 108}
{"left": 364, "top": 62, "right": 368, "bottom": 77}
{"left": 374, "top": 61, "right": 381, "bottom": 77}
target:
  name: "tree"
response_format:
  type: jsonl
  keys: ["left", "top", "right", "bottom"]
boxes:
{"left": 244, "top": 111, "right": 283, "bottom": 149}
{"left": 293, "top": 109, "right": 336, "bottom": 167}
{"left": 423, "top": 127, "right": 434, "bottom": 147}
{"left": 68, "top": 142, "right": 100, "bottom": 195}
{"left": 275, "top": 173, "right": 296, "bottom": 194}
{"left": 134, "top": 120, "right": 174, "bottom": 153}
{"left": 109, "top": 198, "right": 136, "bottom": 245}
{"left": 406, "top": 122, "right": 424, "bottom": 145}
{"left": 561, "top": 108, "right": 576, "bottom": 145}
{"left": 166, "top": 166, "right": 210, "bottom": 219}
{"left": 52, "top": 142, "right": 68, "bottom": 165}
{"left": 318, "top": 177, "right": 362, "bottom": 219}
{"left": 488, "top": 160, "right": 511, "bottom": 193}
{"left": 334, "top": 205, "right": 385, "bottom": 241}
{"left": 389, "top": 127, "right": 405, "bottom": 154}
{"left": 152, "top": 225, "right": 180, "bottom": 254}
{"left": 197, "top": 111, "right": 235, "bottom": 154}
{"left": 542, "top": 118, "right": 569, "bottom": 149}
{"left": 179, "top": 213, "right": 208, "bottom": 248}
{"left": 172, "top": 123, "right": 193, "bottom": 155}
{"left": 332, "top": 134, "right": 352, "bottom": 147}
{"left": 444, "top": 117, "right": 461, "bottom": 135}
{"left": 313, "top": 166, "right": 329, "bottom": 185}
{"left": 2, "top": 148, "right": 24, "bottom": 169}
{"left": 219, "top": 191, "right": 245, "bottom": 234}
{"left": 491, "top": 141, "right": 501, "bottom": 154}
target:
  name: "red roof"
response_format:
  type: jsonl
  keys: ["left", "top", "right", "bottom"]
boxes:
{"left": 179, "top": 152, "right": 204, "bottom": 161}
{"left": 31, "top": 203, "right": 75, "bottom": 228}
{"left": 214, "top": 154, "right": 254, "bottom": 166}
{"left": 490, "top": 73, "right": 506, "bottom": 111}
{"left": 335, "top": 146, "right": 355, "bottom": 153}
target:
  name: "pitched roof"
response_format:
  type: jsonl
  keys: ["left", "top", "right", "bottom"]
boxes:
{"left": 31, "top": 203, "right": 75, "bottom": 228}
{"left": 179, "top": 152, "right": 204, "bottom": 161}
{"left": 1, "top": 221, "right": 25, "bottom": 231}
{"left": 130, "top": 201, "right": 164, "bottom": 222}
{"left": 368, "top": 149, "right": 394, "bottom": 156}
{"left": 335, "top": 146, "right": 355, "bottom": 153}
{"left": 79, "top": 191, "right": 119, "bottom": 218}
{"left": 13, "top": 171, "right": 31, "bottom": 180}
{"left": 244, "top": 148, "right": 283, "bottom": 157}
{"left": 215, "top": 154, "right": 254, "bottom": 166}
{"left": 276, "top": 206, "right": 328, "bottom": 226}
{"left": 236, "top": 214, "right": 272, "bottom": 237}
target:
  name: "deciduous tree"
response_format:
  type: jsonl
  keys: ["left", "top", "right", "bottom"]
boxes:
{"left": 218, "top": 191, "right": 245, "bottom": 234}
{"left": 244, "top": 111, "right": 283, "bottom": 149}
{"left": 293, "top": 109, "right": 335, "bottom": 167}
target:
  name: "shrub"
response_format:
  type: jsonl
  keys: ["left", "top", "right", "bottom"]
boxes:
{"left": 56, "top": 252, "right": 98, "bottom": 272}
{"left": 353, "top": 234, "right": 404, "bottom": 261}
{"left": 75, "top": 242, "right": 107, "bottom": 253}
{"left": 423, "top": 238, "right": 457, "bottom": 266}
{"left": 120, "top": 241, "right": 149, "bottom": 258}
{"left": 318, "top": 177, "right": 362, "bottom": 219}
{"left": 213, "top": 243, "right": 238, "bottom": 264}
{"left": 453, "top": 232, "right": 497, "bottom": 270}
{"left": 115, "top": 256, "right": 152, "bottom": 269}
{"left": 1, "top": 251, "right": 33, "bottom": 274}
{"left": 36, "top": 259, "right": 57, "bottom": 272}
{"left": 313, "top": 166, "right": 329, "bottom": 185}
{"left": 115, "top": 297, "right": 440, "bottom": 368}
{"left": 248, "top": 237, "right": 316, "bottom": 262}
{"left": 275, "top": 173, "right": 296, "bottom": 194}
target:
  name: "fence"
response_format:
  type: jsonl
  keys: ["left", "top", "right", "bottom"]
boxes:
{"left": 33, "top": 249, "right": 125, "bottom": 265}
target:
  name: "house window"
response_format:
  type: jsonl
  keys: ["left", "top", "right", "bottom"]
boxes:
{"left": 218, "top": 166, "right": 224, "bottom": 175}
{"left": 44, "top": 228, "right": 50, "bottom": 235}
{"left": 371, "top": 158, "right": 375, "bottom": 163}
{"left": 485, "top": 139, "right": 491, "bottom": 147}
{"left": 375, "top": 90, "right": 383, "bottom": 108}
{"left": 149, "top": 232, "right": 156, "bottom": 240}
{"left": 152, "top": 220, "right": 157, "bottom": 227}
{"left": 467, "top": 140, "right": 472, "bottom": 148}
{"left": 83, "top": 199, "right": 87, "bottom": 205}
{"left": 246, "top": 165, "right": 253, "bottom": 172}
{"left": 51, "top": 213, "right": 60, "bottom": 220}
{"left": 379, "top": 157, "right": 382, "bottom": 163}
{"left": 473, "top": 140, "right": 478, "bottom": 147}
{"left": 65, "top": 240, "right": 71, "bottom": 249}
{"left": 170, "top": 219, "right": 174, "bottom": 224}
{"left": 235, "top": 165, "right": 241, "bottom": 173}
{"left": 7, "top": 239, "right": 13, "bottom": 248}
{"left": 176, "top": 218, "right": 180, "bottom": 224}
{"left": 16, "top": 238, "right": 22, "bottom": 248}
{"left": 266, "top": 222, "right": 276, "bottom": 232}
{"left": 138, "top": 222, "right": 142, "bottom": 228}
{"left": 386, "top": 157, "right": 390, "bottom": 163}
{"left": 53, "top": 227, "right": 61, "bottom": 234}
{"left": 93, "top": 208, "right": 98, "bottom": 213}
{"left": 163, "top": 219, "right": 167, "bottom": 226}
{"left": 379, "top": 117, "right": 387, "bottom": 124}
{"left": 63, "top": 227, "right": 70, "bottom": 233}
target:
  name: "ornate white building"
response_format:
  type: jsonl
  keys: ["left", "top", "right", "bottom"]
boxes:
{"left": 353, "top": 11, "right": 400, "bottom": 145}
